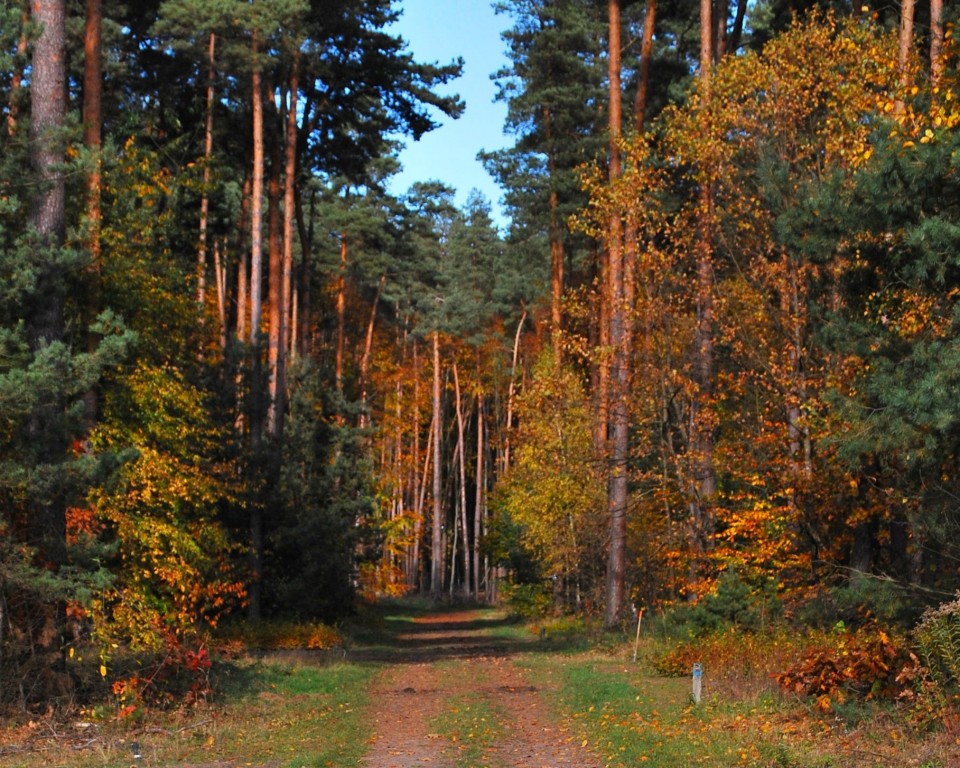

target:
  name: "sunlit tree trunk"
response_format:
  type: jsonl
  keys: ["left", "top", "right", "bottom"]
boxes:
{"left": 430, "top": 331, "right": 443, "bottom": 595}
{"left": 688, "top": 0, "right": 717, "bottom": 573}
{"left": 83, "top": 0, "right": 102, "bottom": 263}
{"left": 604, "top": 0, "right": 629, "bottom": 629}
{"left": 358, "top": 275, "right": 386, "bottom": 429}
{"left": 267, "top": 105, "right": 283, "bottom": 437}
{"left": 335, "top": 233, "right": 348, "bottom": 399}
{"left": 474, "top": 390, "right": 484, "bottom": 599}
{"left": 930, "top": 0, "right": 943, "bottom": 85}
{"left": 248, "top": 32, "right": 265, "bottom": 621}
{"left": 197, "top": 31, "right": 215, "bottom": 322}
{"left": 502, "top": 309, "right": 526, "bottom": 474}
{"left": 453, "top": 362, "right": 471, "bottom": 595}
{"left": 278, "top": 50, "right": 298, "bottom": 414}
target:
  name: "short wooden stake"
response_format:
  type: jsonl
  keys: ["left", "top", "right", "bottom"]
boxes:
{"left": 632, "top": 607, "right": 644, "bottom": 662}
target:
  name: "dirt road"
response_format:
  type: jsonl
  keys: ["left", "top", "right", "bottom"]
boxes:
{"left": 354, "top": 609, "right": 603, "bottom": 768}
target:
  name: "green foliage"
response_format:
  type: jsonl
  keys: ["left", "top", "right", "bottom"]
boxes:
{"left": 492, "top": 351, "right": 605, "bottom": 609}
{"left": 656, "top": 572, "right": 783, "bottom": 639}
{"left": 267, "top": 362, "right": 372, "bottom": 621}
{"left": 500, "top": 581, "right": 552, "bottom": 619}
{"left": 915, "top": 595, "right": 960, "bottom": 694}
{"left": 89, "top": 362, "right": 244, "bottom": 649}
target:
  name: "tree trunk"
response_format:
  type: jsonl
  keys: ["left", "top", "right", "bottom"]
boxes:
{"left": 474, "top": 392, "right": 484, "bottom": 599}
{"left": 502, "top": 309, "right": 526, "bottom": 474}
{"left": 930, "top": 0, "right": 943, "bottom": 85}
{"left": 896, "top": 0, "right": 915, "bottom": 114}
{"left": 28, "top": 0, "right": 68, "bottom": 673}
{"left": 335, "top": 233, "right": 348, "bottom": 400}
{"left": 604, "top": 0, "right": 629, "bottom": 630}
{"left": 430, "top": 331, "right": 444, "bottom": 595}
{"left": 278, "top": 50, "right": 298, "bottom": 422}
{"left": 294, "top": 186, "right": 315, "bottom": 357}
{"left": 689, "top": 0, "right": 717, "bottom": 572}
{"left": 197, "top": 31, "right": 216, "bottom": 329}
{"left": 453, "top": 362, "right": 471, "bottom": 596}
{"left": 248, "top": 33, "right": 265, "bottom": 621}
{"left": 358, "top": 275, "right": 386, "bottom": 428}
{"left": 545, "top": 106, "right": 564, "bottom": 353}
{"left": 267, "top": 104, "right": 283, "bottom": 437}
{"left": 634, "top": 0, "right": 656, "bottom": 130}
{"left": 83, "top": 0, "right": 102, "bottom": 263}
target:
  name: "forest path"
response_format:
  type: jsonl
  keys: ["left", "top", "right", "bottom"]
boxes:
{"left": 353, "top": 607, "right": 603, "bottom": 768}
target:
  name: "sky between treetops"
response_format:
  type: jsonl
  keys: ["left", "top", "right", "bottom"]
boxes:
{"left": 387, "top": 0, "right": 511, "bottom": 229}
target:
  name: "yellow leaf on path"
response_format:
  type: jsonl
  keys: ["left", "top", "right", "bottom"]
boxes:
{"left": 582, "top": 739, "right": 589, "bottom": 747}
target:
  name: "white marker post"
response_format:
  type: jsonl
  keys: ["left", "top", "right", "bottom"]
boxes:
{"left": 692, "top": 662, "right": 703, "bottom": 704}
{"left": 632, "top": 607, "right": 644, "bottom": 663}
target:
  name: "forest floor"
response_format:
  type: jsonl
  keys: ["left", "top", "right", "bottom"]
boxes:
{"left": 3, "top": 603, "right": 960, "bottom": 767}
{"left": 352, "top": 608, "right": 603, "bottom": 768}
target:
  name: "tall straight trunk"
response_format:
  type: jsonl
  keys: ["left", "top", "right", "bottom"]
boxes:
{"left": 278, "top": 50, "right": 298, "bottom": 422}
{"left": 295, "top": 186, "right": 315, "bottom": 357}
{"left": 83, "top": 0, "right": 102, "bottom": 263}
{"left": 411, "top": 336, "right": 423, "bottom": 588}
{"left": 931, "top": 0, "right": 944, "bottom": 85}
{"left": 895, "top": 0, "right": 915, "bottom": 114}
{"left": 82, "top": 0, "right": 102, "bottom": 427}
{"left": 453, "top": 362, "right": 471, "bottom": 595}
{"left": 197, "top": 31, "right": 216, "bottom": 321}
{"left": 250, "top": 40, "right": 264, "bottom": 348}
{"left": 689, "top": 0, "right": 717, "bottom": 564}
{"left": 335, "top": 233, "right": 347, "bottom": 399}
{"left": 27, "top": 1, "right": 68, "bottom": 662}
{"left": 502, "top": 309, "right": 526, "bottom": 474}
{"left": 604, "top": 0, "right": 629, "bottom": 629}
{"left": 248, "top": 34, "right": 265, "bottom": 621}
{"left": 474, "top": 393, "right": 484, "bottom": 599}
{"left": 545, "top": 107, "right": 564, "bottom": 352}
{"left": 267, "top": 112, "right": 283, "bottom": 437}
{"left": 214, "top": 238, "right": 227, "bottom": 349}
{"left": 430, "top": 331, "right": 443, "bottom": 594}
{"left": 358, "top": 275, "right": 386, "bottom": 428}
{"left": 634, "top": 0, "right": 656, "bottom": 129}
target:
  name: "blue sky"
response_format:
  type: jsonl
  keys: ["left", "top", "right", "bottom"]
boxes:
{"left": 387, "top": 0, "right": 511, "bottom": 228}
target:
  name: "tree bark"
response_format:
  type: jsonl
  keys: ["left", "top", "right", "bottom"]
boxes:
{"left": 267, "top": 103, "right": 283, "bottom": 437}
{"left": 197, "top": 31, "right": 216, "bottom": 327}
{"left": 930, "top": 0, "right": 943, "bottom": 85}
{"left": 689, "top": 0, "right": 717, "bottom": 570}
{"left": 634, "top": 0, "right": 656, "bottom": 131}
{"left": 278, "top": 49, "right": 298, "bottom": 421}
{"left": 604, "top": 0, "right": 629, "bottom": 629}
{"left": 335, "top": 233, "right": 348, "bottom": 399}
{"left": 430, "top": 331, "right": 444, "bottom": 595}
{"left": 474, "top": 392, "right": 484, "bottom": 599}
{"left": 452, "top": 362, "right": 471, "bottom": 596}
{"left": 248, "top": 33, "right": 265, "bottom": 621}
{"left": 83, "top": 0, "right": 102, "bottom": 263}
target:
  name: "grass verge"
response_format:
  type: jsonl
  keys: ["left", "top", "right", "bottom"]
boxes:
{"left": 0, "top": 657, "right": 377, "bottom": 768}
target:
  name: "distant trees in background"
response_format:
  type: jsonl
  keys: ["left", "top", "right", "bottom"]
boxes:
{"left": 3, "top": 0, "right": 960, "bottom": 709}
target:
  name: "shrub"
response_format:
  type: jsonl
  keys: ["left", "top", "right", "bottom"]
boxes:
{"left": 501, "top": 581, "right": 552, "bottom": 619}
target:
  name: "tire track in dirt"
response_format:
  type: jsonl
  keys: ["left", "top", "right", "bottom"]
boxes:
{"left": 357, "top": 610, "right": 602, "bottom": 768}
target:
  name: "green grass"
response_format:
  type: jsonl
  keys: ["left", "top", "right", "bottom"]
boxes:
{"left": 430, "top": 693, "right": 503, "bottom": 768}
{"left": 2, "top": 657, "right": 378, "bottom": 768}
{"left": 519, "top": 654, "right": 834, "bottom": 768}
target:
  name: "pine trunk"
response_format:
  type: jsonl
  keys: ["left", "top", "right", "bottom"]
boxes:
{"left": 430, "top": 331, "right": 443, "bottom": 595}
{"left": 248, "top": 35, "right": 265, "bottom": 621}
{"left": 197, "top": 31, "right": 215, "bottom": 328}
{"left": 604, "top": 0, "right": 629, "bottom": 630}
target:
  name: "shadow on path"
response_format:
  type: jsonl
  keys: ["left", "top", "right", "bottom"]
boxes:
{"left": 344, "top": 604, "right": 560, "bottom": 665}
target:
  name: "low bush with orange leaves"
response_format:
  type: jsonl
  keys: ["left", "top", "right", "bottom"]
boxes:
{"left": 775, "top": 623, "right": 920, "bottom": 710}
